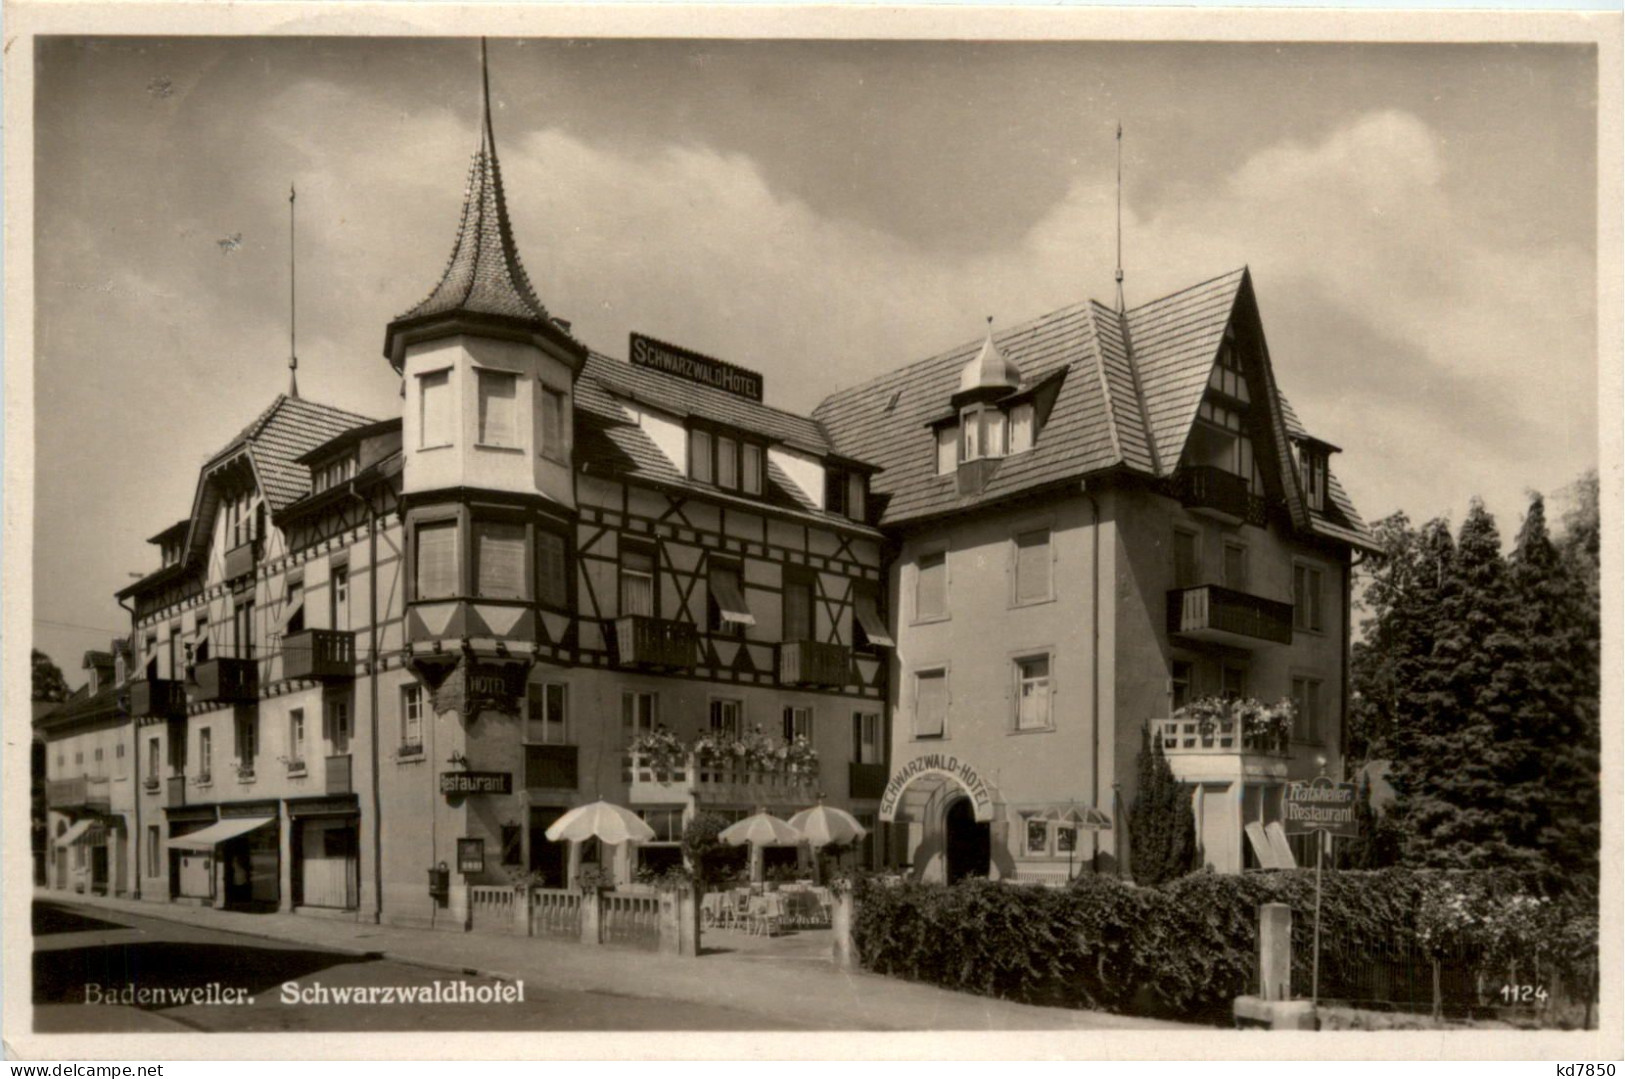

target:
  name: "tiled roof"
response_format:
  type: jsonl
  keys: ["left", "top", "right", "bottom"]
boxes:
{"left": 213, "top": 395, "right": 379, "bottom": 513}
{"left": 36, "top": 684, "right": 122, "bottom": 731}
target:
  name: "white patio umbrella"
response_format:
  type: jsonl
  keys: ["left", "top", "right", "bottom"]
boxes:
{"left": 719, "top": 811, "right": 804, "bottom": 883}
{"left": 788, "top": 803, "right": 868, "bottom": 884}
{"left": 545, "top": 800, "right": 656, "bottom": 886}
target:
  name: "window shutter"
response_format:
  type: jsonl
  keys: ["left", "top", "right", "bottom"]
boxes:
{"left": 1009, "top": 403, "right": 1035, "bottom": 453}
{"left": 474, "top": 522, "right": 526, "bottom": 599}
{"left": 420, "top": 370, "right": 452, "bottom": 447}
{"left": 536, "top": 530, "right": 569, "bottom": 609}
{"left": 416, "top": 522, "right": 459, "bottom": 600}
{"left": 936, "top": 427, "right": 957, "bottom": 475}
{"left": 917, "top": 552, "right": 947, "bottom": 618}
{"left": 742, "top": 444, "right": 763, "bottom": 495}
{"left": 477, "top": 370, "right": 518, "bottom": 447}
{"left": 915, "top": 672, "right": 946, "bottom": 738}
{"left": 1015, "top": 530, "right": 1050, "bottom": 602}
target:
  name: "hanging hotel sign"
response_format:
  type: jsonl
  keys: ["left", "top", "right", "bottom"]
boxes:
{"left": 630, "top": 333, "right": 764, "bottom": 402}
{"left": 1283, "top": 777, "right": 1360, "bottom": 838}
{"left": 879, "top": 754, "right": 995, "bottom": 823}
{"left": 430, "top": 662, "right": 527, "bottom": 719}
{"left": 440, "top": 771, "right": 513, "bottom": 796}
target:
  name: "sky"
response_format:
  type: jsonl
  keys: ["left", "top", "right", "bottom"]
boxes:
{"left": 31, "top": 36, "right": 1600, "bottom": 680}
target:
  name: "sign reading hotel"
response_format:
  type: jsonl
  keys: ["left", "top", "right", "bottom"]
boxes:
{"left": 439, "top": 771, "right": 513, "bottom": 796}
{"left": 1283, "top": 776, "right": 1359, "bottom": 838}
{"left": 879, "top": 754, "right": 995, "bottom": 823}
{"left": 430, "top": 662, "right": 527, "bottom": 719}
{"left": 630, "top": 333, "right": 764, "bottom": 402}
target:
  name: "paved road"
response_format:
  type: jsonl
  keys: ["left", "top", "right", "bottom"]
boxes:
{"left": 32, "top": 899, "right": 812, "bottom": 1032}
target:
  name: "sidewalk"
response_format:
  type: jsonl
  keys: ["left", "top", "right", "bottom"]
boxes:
{"left": 37, "top": 890, "right": 1184, "bottom": 1031}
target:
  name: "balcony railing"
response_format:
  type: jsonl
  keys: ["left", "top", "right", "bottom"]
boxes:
{"left": 1173, "top": 466, "right": 1251, "bottom": 525}
{"left": 525, "top": 744, "right": 579, "bottom": 790}
{"left": 46, "top": 776, "right": 111, "bottom": 813}
{"left": 129, "top": 678, "right": 186, "bottom": 718}
{"left": 610, "top": 616, "right": 698, "bottom": 671}
{"left": 778, "top": 640, "right": 853, "bottom": 688}
{"left": 1150, "top": 716, "right": 1290, "bottom": 758}
{"left": 166, "top": 775, "right": 187, "bottom": 809}
{"left": 1167, "top": 584, "right": 1294, "bottom": 647}
{"left": 281, "top": 629, "right": 356, "bottom": 682}
{"left": 849, "top": 761, "right": 888, "bottom": 801}
{"left": 626, "top": 752, "right": 818, "bottom": 807}
{"left": 326, "top": 753, "right": 352, "bottom": 795}
{"left": 190, "top": 657, "right": 258, "bottom": 704}
{"left": 224, "top": 538, "right": 258, "bottom": 582}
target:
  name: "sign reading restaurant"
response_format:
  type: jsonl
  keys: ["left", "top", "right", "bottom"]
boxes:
{"left": 879, "top": 753, "right": 995, "bottom": 823}
{"left": 630, "top": 333, "right": 764, "bottom": 402}
{"left": 439, "top": 771, "right": 513, "bottom": 796}
{"left": 1283, "top": 776, "right": 1359, "bottom": 838}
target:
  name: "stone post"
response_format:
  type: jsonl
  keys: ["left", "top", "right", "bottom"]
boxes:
{"left": 513, "top": 885, "right": 532, "bottom": 936}
{"left": 1259, "top": 902, "right": 1292, "bottom": 1001}
{"left": 831, "top": 888, "right": 856, "bottom": 970}
{"left": 579, "top": 889, "right": 603, "bottom": 945}
{"left": 448, "top": 879, "right": 471, "bottom": 932}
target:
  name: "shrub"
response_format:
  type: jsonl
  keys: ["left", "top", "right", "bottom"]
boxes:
{"left": 1129, "top": 730, "right": 1198, "bottom": 885}
{"left": 680, "top": 811, "right": 746, "bottom": 888}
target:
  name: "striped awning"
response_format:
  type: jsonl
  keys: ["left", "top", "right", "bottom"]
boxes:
{"left": 55, "top": 819, "right": 105, "bottom": 848}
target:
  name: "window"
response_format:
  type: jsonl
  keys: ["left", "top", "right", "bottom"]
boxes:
{"left": 782, "top": 566, "right": 814, "bottom": 642}
{"left": 313, "top": 452, "right": 357, "bottom": 494}
{"left": 1209, "top": 342, "right": 1251, "bottom": 403}
{"left": 168, "top": 624, "right": 180, "bottom": 679}
{"left": 331, "top": 565, "right": 351, "bottom": 631}
{"left": 236, "top": 712, "right": 257, "bottom": 766}
{"left": 1025, "top": 818, "right": 1050, "bottom": 856}
{"left": 1221, "top": 664, "right": 1248, "bottom": 701}
{"left": 234, "top": 600, "right": 255, "bottom": 660}
{"left": 824, "top": 468, "right": 847, "bottom": 516}
{"left": 474, "top": 520, "right": 528, "bottom": 600}
{"left": 914, "top": 669, "right": 947, "bottom": 739}
{"left": 115, "top": 742, "right": 127, "bottom": 778}
{"left": 1014, "top": 529, "right": 1052, "bottom": 604}
{"left": 401, "top": 685, "right": 424, "bottom": 751}
{"left": 419, "top": 369, "right": 453, "bottom": 448}
{"left": 852, "top": 581, "right": 893, "bottom": 651}
{"left": 198, "top": 729, "right": 212, "bottom": 781}
{"left": 1172, "top": 529, "right": 1201, "bottom": 589}
{"left": 637, "top": 808, "right": 685, "bottom": 874}
{"left": 1223, "top": 542, "right": 1249, "bottom": 591}
{"left": 148, "top": 737, "right": 160, "bottom": 779}
{"left": 621, "top": 691, "right": 658, "bottom": 746}
{"left": 783, "top": 706, "right": 813, "bottom": 743}
{"left": 848, "top": 473, "right": 867, "bottom": 522}
{"left": 853, "top": 711, "right": 881, "bottom": 764}
{"left": 1015, "top": 655, "right": 1052, "bottom": 731}
{"left": 477, "top": 370, "right": 518, "bottom": 447}
{"left": 959, "top": 405, "right": 1007, "bottom": 462}
{"left": 915, "top": 551, "right": 947, "bottom": 620}
{"left": 415, "top": 521, "right": 460, "bottom": 600}
{"left": 541, "top": 385, "right": 567, "bottom": 461}
{"left": 706, "top": 558, "right": 753, "bottom": 635}
{"left": 147, "top": 825, "right": 160, "bottom": 878}
{"left": 1008, "top": 403, "right": 1035, "bottom": 454}
{"left": 936, "top": 427, "right": 957, "bottom": 475}
{"left": 620, "top": 544, "right": 656, "bottom": 618}
{"left": 689, "top": 428, "right": 713, "bottom": 485}
{"left": 1293, "top": 563, "right": 1325, "bottom": 632}
{"left": 742, "top": 443, "right": 763, "bottom": 496}
{"left": 500, "top": 824, "right": 523, "bottom": 867}
{"left": 536, "top": 529, "right": 570, "bottom": 611}
{"left": 960, "top": 408, "right": 981, "bottom": 461}
{"left": 1292, "top": 677, "right": 1323, "bottom": 743}
{"left": 1056, "top": 820, "right": 1077, "bottom": 855}
{"left": 1297, "top": 444, "right": 1328, "bottom": 512}
{"left": 1171, "top": 659, "right": 1193, "bottom": 713}
{"left": 281, "top": 577, "right": 304, "bottom": 637}
{"left": 710, "top": 699, "right": 743, "bottom": 739}
{"left": 717, "top": 435, "right": 738, "bottom": 489}
{"left": 526, "top": 683, "right": 568, "bottom": 744}
{"left": 75, "top": 750, "right": 83, "bottom": 766}
{"left": 192, "top": 613, "right": 211, "bottom": 665}
{"left": 326, "top": 699, "right": 351, "bottom": 752}
{"left": 289, "top": 708, "right": 307, "bottom": 765}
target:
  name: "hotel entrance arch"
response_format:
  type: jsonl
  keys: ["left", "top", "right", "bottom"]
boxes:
{"left": 944, "top": 797, "right": 990, "bottom": 883}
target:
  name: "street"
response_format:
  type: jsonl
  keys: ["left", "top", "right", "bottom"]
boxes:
{"left": 32, "top": 899, "right": 812, "bottom": 1032}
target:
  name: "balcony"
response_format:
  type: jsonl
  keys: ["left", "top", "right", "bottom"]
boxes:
{"left": 1167, "top": 584, "right": 1293, "bottom": 647}
{"left": 778, "top": 640, "right": 853, "bottom": 689}
{"left": 1149, "top": 716, "right": 1290, "bottom": 784}
{"left": 1173, "top": 466, "right": 1251, "bottom": 525}
{"left": 626, "top": 752, "right": 817, "bottom": 807}
{"left": 166, "top": 775, "right": 187, "bottom": 809}
{"left": 224, "top": 538, "right": 258, "bottom": 582}
{"left": 46, "top": 776, "right": 110, "bottom": 814}
{"left": 281, "top": 629, "right": 356, "bottom": 682}
{"left": 525, "top": 744, "right": 579, "bottom": 789}
{"left": 326, "top": 753, "right": 352, "bottom": 795}
{"left": 129, "top": 678, "right": 186, "bottom": 718}
{"left": 849, "top": 762, "right": 888, "bottom": 801}
{"left": 610, "top": 616, "right": 697, "bottom": 671}
{"left": 189, "top": 657, "right": 258, "bottom": 705}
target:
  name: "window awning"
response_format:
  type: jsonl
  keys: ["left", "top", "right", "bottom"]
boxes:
{"left": 55, "top": 819, "right": 98, "bottom": 848}
{"left": 168, "top": 816, "right": 275, "bottom": 851}
{"left": 709, "top": 567, "right": 756, "bottom": 627}
{"left": 853, "top": 590, "right": 894, "bottom": 648}
{"left": 277, "top": 596, "right": 306, "bottom": 634}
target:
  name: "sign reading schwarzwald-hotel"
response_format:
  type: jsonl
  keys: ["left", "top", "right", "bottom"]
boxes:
{"left": 630, "top": 333, "right": 764, "bottom": 402}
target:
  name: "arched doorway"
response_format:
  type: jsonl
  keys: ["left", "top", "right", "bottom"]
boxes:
{"left": 944, "top": 797, "right": 990, "bottom": 883}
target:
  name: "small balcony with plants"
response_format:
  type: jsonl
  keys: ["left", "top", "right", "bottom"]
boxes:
{"left": 1149, "top": 696, "right": 1296, "bottom": 782}
{"left": 626, "top": 725, "right": 819, "bottom": 807}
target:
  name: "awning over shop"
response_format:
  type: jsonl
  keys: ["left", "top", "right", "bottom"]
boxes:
{"left": 168, "top": 816, "right": 275, "bottom": 851}
{"left": 708, "top": 565, "right": 756, "bottom": 627}
{"left": 55, "top": 819, "right": 97, "bottom": 848}
{"left": 853, "top": 591, "right": 894, "bottom": 648}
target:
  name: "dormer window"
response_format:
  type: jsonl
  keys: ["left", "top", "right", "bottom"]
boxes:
{"left": 313, "top": 451, "right": 358, "bottom": 494}
{"left": 824, "top": 467, "right": 867, "bottom": 521}
{"left": 959, "top": 404, "right": 1007, "bottom": 463}
{"left": 1296, "top": 442, "right": 1328, "bottom": 512}
{"left": 687, "top": 425, "right": 765, "bottom": 497}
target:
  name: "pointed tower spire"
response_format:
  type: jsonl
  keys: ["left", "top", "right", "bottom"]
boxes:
{"left": 383, "top": 38, "right": 582, "bottom": 371}
{"left": 288, "top": 183, "right": 300, "bottom": 398}
{"left": 958, "top": 315, "right": 1021, "bottom": 398}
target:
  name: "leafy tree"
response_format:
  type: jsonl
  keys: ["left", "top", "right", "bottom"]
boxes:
{"left": 1129, "top": 730, "right": 1197, "bottom": 886}
{"left": 31, "top": 649, "right": 70, "bottom": 703}
{"left": 681, "top": 811, "right": 746, "bottom": 888}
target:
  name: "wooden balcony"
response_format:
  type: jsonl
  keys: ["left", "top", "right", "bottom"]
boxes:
{"left": 282, "top": 629, "right": 356, "bottom": 682}
{"left": 224, "top": 538, "right": 258, "bottom": 582}
{"left": 1167, "top": 584, "right": 1293, "bottom": 647}
{"left": 46, "top": 776, "right": 110, "bottom": 814}
{"left": 1149, "top": 717, "right": 1290, "bottom": 784}
{"left": 849, "top": 762, "right": 888, "bottom": 801}
{"left": 129, "top": 678, "right": 186, "bottom": 718}
{"left": 166, "top": 775, "right": 187, "bottom": 809}
{"left": 524, "top": 744, "right": 579, "bottom": 790}
{"left": 1173, "top": 466, "right": 1251, "bottom": 525}
{"left": 190, "top": 657, "right": 258, "bottom": 705}
{"left": 610, "top": 616, "right": 697, "bottom": 671}
{"left": 778, "top": 640, "right": 852, "bottom": 688}
{"left": 326, "top": 753, "right": 352, "bottom": 795}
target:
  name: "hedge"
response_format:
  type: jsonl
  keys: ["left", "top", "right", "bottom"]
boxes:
{"left": 849, "top": 869, "right": 1597, "bottom": 1021}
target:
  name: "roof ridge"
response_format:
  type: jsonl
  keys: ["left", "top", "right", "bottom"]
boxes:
{"left": 1083, "top": 307, "right": 1125, "bottom": 466}
{"left": 1125, "top": 266, "right": 1248, "bottom": 318}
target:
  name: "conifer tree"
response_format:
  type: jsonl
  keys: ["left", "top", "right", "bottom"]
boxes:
{"left": 1130, "top": 728, "right": 1198, "bottom": 885}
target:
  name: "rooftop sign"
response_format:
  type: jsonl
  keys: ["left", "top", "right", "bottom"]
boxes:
{"left": 630, "top": 333, "right": 763, "bottom": 402}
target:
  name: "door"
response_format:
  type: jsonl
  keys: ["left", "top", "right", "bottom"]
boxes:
{"left": 299, "top": 818, "right": 358, "bottom": 909}
{"left": 528, "top": 806, "right": 567, "bottom": 887}
{"left": 944, "top": 797, "right": 990, "bottom": 884}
